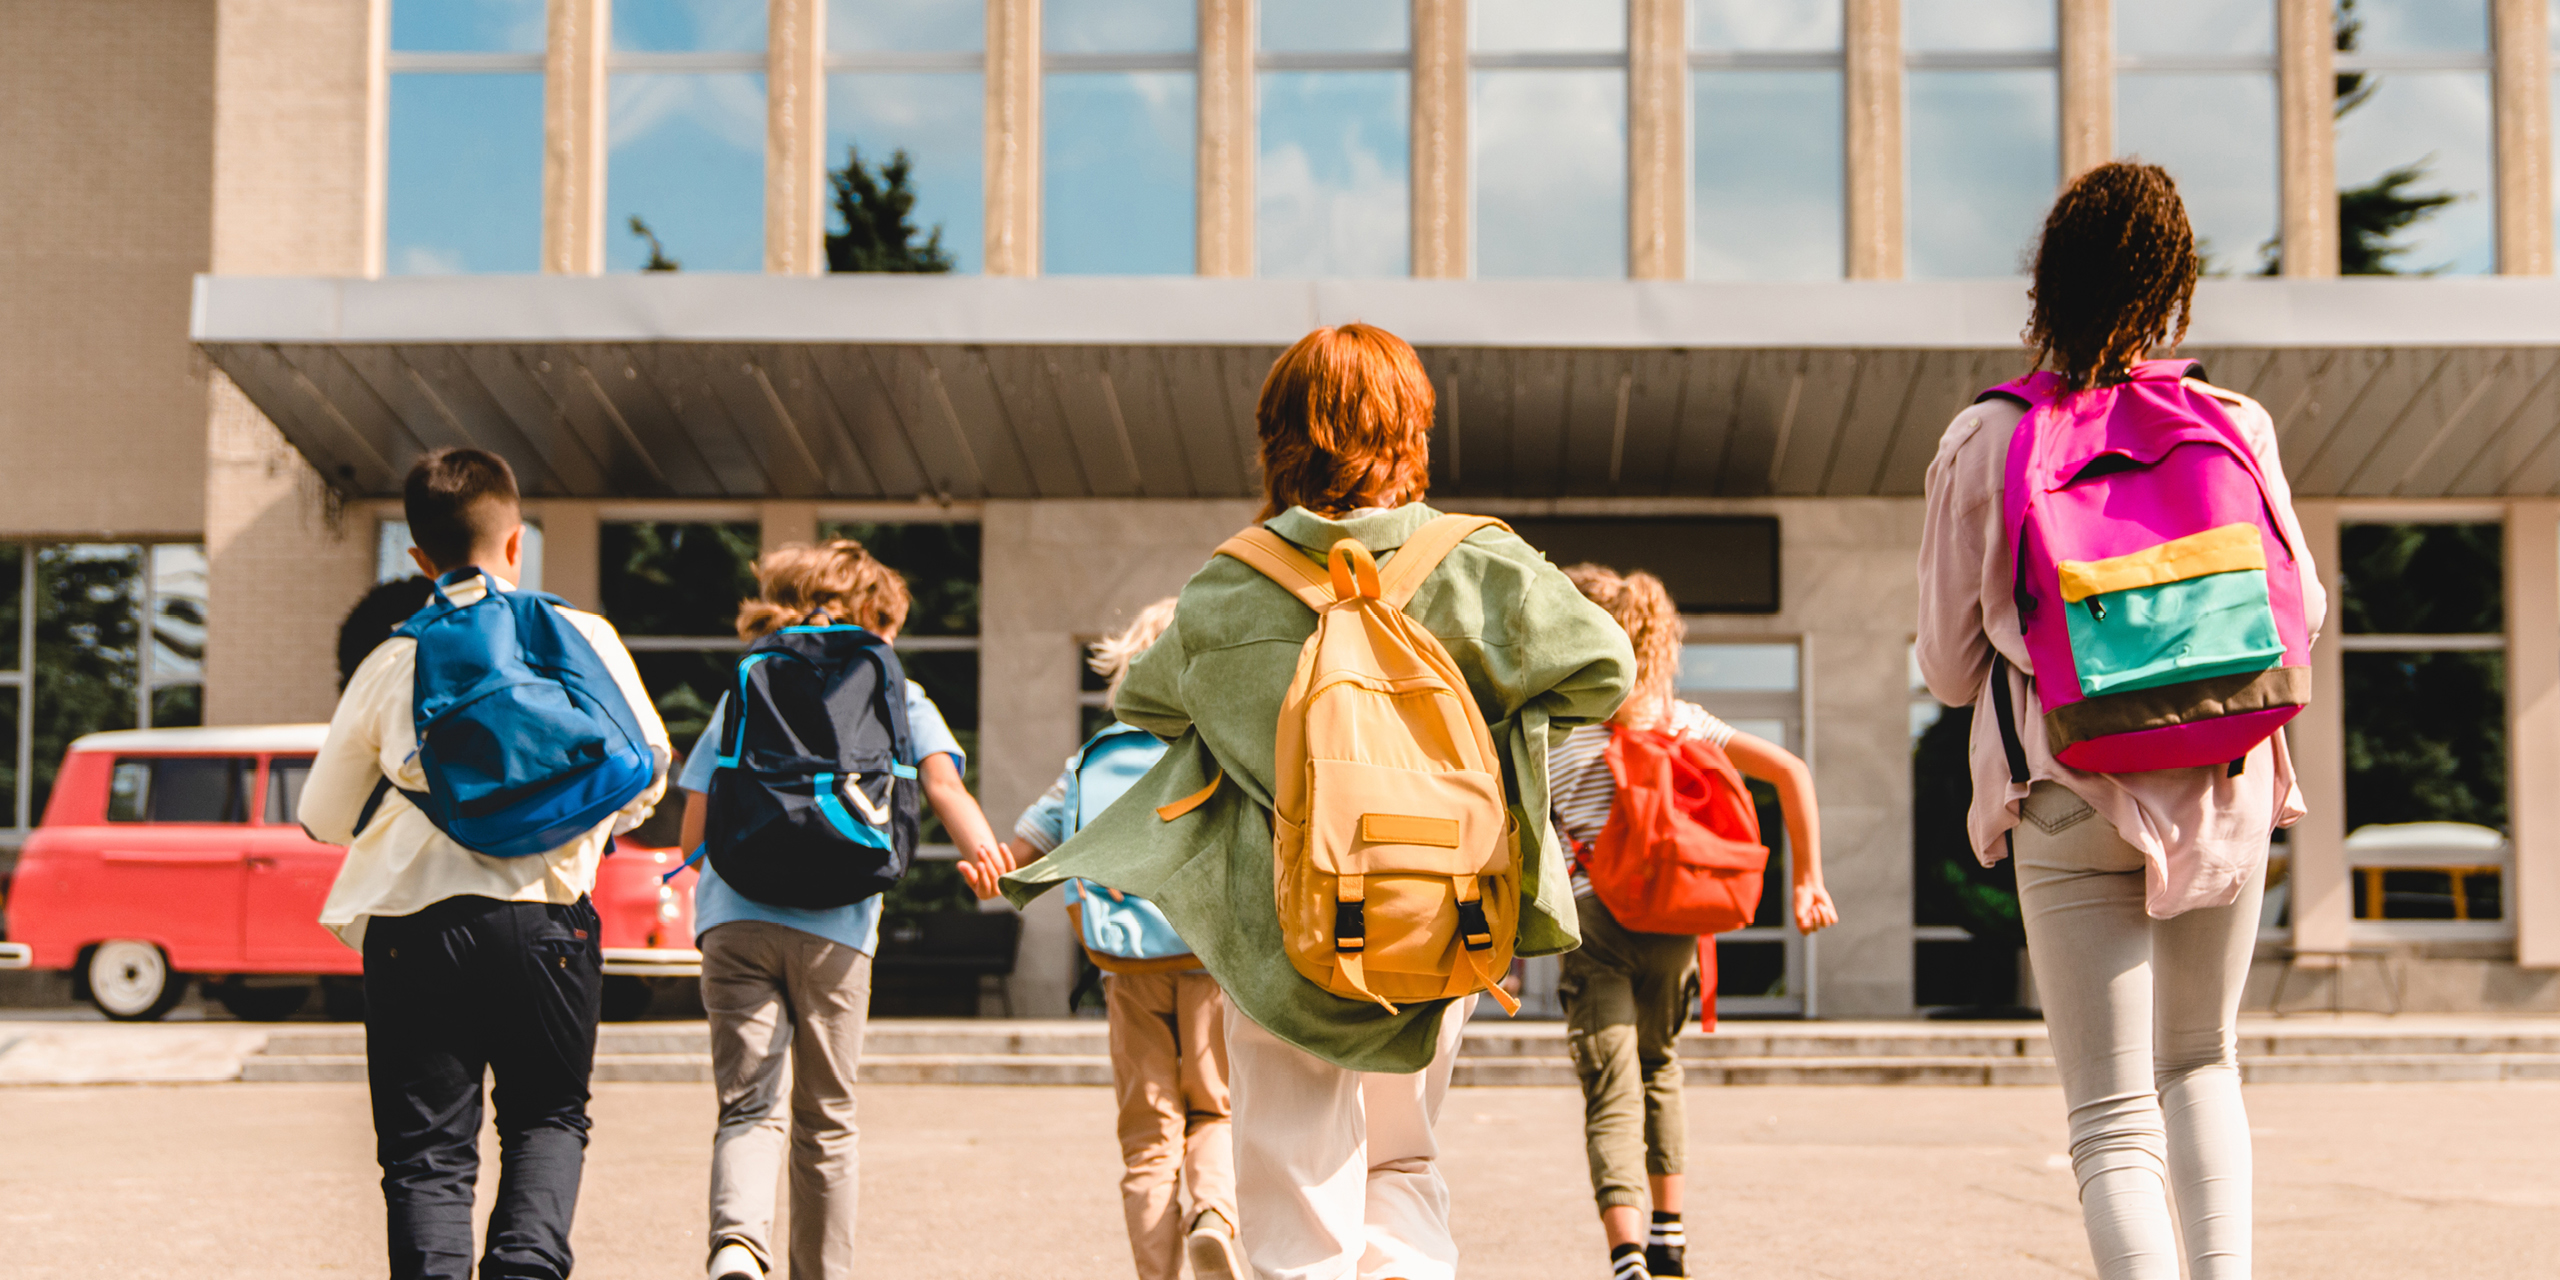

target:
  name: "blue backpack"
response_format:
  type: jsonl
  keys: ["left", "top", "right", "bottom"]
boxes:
{"left": 360, "top": 567, "right": 657, "bottom": 858}
{"left": 1066, "top": 722, "right": 1193, "bottom": 971}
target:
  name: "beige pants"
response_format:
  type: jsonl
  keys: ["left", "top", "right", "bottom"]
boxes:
{"left": 2014, "top": 782, "right": 2264, "bottom": 1280}
{"left": 1108, "top": 970, "right": 1238, "bottom": 1280}
{"left": 701, "top": 921, "right": 872, "bottom": 1280}
{"left": 1223, "top": 994, "right": 1475, "bottom": 1280}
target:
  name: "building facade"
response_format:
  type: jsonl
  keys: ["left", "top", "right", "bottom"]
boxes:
{"left": 12, "top": 0, "right": 2560, "bottom": 1018}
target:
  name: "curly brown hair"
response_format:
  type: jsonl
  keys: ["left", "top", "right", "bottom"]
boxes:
{"left": 1254, "top": 323, "right": 1435, "bottom": 519}
{"left": 734, "top": 539, "right": 912, "bottom": 640}
{"left": 2024, "top": 161, "right": 2200, "bottom": 392}
{"left": 1562, "top": 563, "right": 1684, "bottom": 729}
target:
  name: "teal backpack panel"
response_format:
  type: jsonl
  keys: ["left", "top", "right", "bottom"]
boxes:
{"left": 1069, "top": 724, "right": 1190, "bottom": 962}
{"left": 2064, "top": 569, "right": 2285, "bottom": 698}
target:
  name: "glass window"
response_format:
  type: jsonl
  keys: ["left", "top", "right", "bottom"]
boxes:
{"left": 1044, "top": 0, "right": 1197, "bottom": 275}
{"left": 146, "top": 546, "right": 206, "bottom": 730}
{"left": 375, "top": 519, "right": 545, "bottom": 594}
{"left": 609, "top": 3, "right": 767, "bottom": 272}
{"left": 2115, "top": 0, "right": 2275, "bottom": 56}
{"left": 266, "top": 757, "right": 313, "bottom": 827}
{"left": 1905, "top": 0, "right": 2056, "bottom": 279}
{"left": 828, "top": 0, "right": 983, "bottom": 273}
{"left": 0, "top": 543, "right": 206, "bottom": 829}
{"left": 2334, "top": 0, "right": 2493, "bottom": 275}
{"left": 1678, "top": 643, "right": 1799, "bottom": 693}
{"left": 1472, "top": 0, "right": 1628, "bottom": 278}
{"left": 385, "top": 0, "right": 545, "bottom": 274}
{"left": 2114, "top": 0, "right": 2279, "bottom": 275}
{"left": 1691, "top": 0, "right": 1843, "bottom": 281}
{"left": 1691, "top": 0, "right": 1839, "bottom": 51}
{"left": 108, "top": 757, "right": 252, "bottom": 825}
{"left": 2340, "top": 524, "right": 2507, "bottom": 834}
{"left": 1258, "top": 1, "right": 1410, "bottom": 277}
{"left": 600, "top": 522, "right": 760, "bottom": 753}
{"left": 616, "top": 0, "right": 767, "bottom": 51}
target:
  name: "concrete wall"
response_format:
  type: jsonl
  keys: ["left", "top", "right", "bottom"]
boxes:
{"left": 0, "top": 0, "right": 215, "bottom": 539}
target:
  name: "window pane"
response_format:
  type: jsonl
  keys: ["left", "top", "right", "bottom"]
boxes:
{"left": 634, "top": 650, "right": 735, "bottom": 756}
{"left": 2115, "top": 0, "right": 2275, "bottom": 57}
{"left": 2115, "top": 75, "right": 2278, "bottom": 274}
{"left": 2334, "top": 72, "right": 2494, "bottom": 275}
{"left": 829, "top": 0, "right": 983, "bottom": 51}
{"left": 0, "top": 687, "right": 14, "bottom": 828}
{"left": 2346, "top": 0, "right": 2489, "bottom": 54}
{"left": 2340, "top": 524, "right": 2502, "bottom": 634}
{"left": 1044, "top": 0, "right": 1195, "bottom": 52}
{"left": 818, "top": 521, "right": 983, "bottom": 636}
{"left": 392, "top": 0, "right": 545, "bottom": 52}
{"left": 267, "top": 757, "right": 313, "bottom": 826}
{"left": 2345, "top": 650, "right": 2506, "bottom": 831}
{"left": 1693, "top": 71, "right": 1843, "bottom": 280}
{"left": 1263, "top": 0, "right": 1408, "bottom": 53}
{"left": 613, "top": 0, "right": 766, "bottom": 51}
{"left": 1474, "top": 0, "right": 1625, "bottom": 53}
{"left": 1474, "top": 70, "right": 1627, "bottom": 278}
{"left": 119, "top": 758, "right": 252, "bottom": 824}
{"left": 108, "top": 759, "right": 149, "bottom": 823}
{"left": 601, "top": 523, "right": 760, "bottom": 636}
{"left": 0, "top": 544, "right": 20, "bottom": 672}
{"left": 388, "top": 74, "right": 545, "bottom": 274}
{"left": 1691, "top": 0, "right": 1840, "bottom": 52}
{"left": 1258, "top": 71, "right": 1411, "bottom": 277}
{"left": 1905, "top": 0, "right": 2052, "bottom": 51}
{"left": 1907, "top": 71, "right": 2056, "bottom": 278}
{"left": 829, "top": 73, "right": 985, "bottom": 273}
{"left": 608, "top": 73, "right": 768, "bottom": 272}
{"left": 1679, "top": 643, "right": 1799, "bottom": 692}
{"left": 35, "top": 546, "right": 141, "bottom": 822}
{"left": 148, "top": 545, "right": 206, "bottom": 700}
{"left": 1044, "top": 73, "right": 1197, "bottom": 274}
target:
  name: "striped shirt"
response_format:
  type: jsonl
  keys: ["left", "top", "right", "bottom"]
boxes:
{"left": 1550, "top": 701, "right": 1736, "bottom": 896}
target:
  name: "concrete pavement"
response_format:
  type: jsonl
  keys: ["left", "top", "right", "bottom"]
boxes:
{"left": 1, "top": 1080, "right": 2554, "bottom": 1278}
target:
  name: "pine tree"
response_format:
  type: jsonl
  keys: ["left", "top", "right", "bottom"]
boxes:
{"left": 627, "top": 216, "right": 680, "bottom": 272}
{"left": 2260, "top": 0, "right": 2464, "bottom": 275}
{"left": 826, "top": 145, "right": 955, "bottom": 273}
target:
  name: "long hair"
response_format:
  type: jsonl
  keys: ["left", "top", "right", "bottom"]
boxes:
{"left": 1563, "top": 563, "right": 1684, "bottom": 729}
{"left": 1254, "top": 323, "right": 1436, "bottom": 519}
{"left": 1089, "top": 597, "right": 1178, "bottom": 703}
{"left": 2024, "top": 161, "right": 2201, "bottom": 392}
{"left": 735, "top": 539, "right": 912, "bottom": 640}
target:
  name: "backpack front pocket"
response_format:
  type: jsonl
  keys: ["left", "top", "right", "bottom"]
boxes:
{"left": 2059, "top": 523, "right": 2286, "bottom": 698}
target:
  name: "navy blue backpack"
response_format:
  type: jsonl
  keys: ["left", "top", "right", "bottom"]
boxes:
{"left": 363, "top": 566, "right": 658, "bottom": 858}
{"left": 703, "top": 621, "right": 921, "bottom": 909}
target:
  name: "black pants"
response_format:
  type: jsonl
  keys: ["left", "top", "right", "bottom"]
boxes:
{"left": 363, "top": 895, "right": 603, "bottom": 1280}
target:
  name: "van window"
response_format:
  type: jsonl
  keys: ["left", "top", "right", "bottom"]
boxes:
{"left": 265, "top": 757, "right": 313, "bottom": 826}
{"left": 106, "top": 757, "right": 253, "bottom": 823}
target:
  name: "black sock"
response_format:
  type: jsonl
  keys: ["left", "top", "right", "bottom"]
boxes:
{"left": 1610, "top": 1241, "right": 1650, "bottom": 1280}
{"left": 1647, "top": 1211, "right": 1686, "bottom": 1277}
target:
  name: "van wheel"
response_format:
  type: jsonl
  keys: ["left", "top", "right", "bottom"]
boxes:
{"left": 601, "top": 976, "right": 654, "bottom": 1022}
{"left": 211, "top": 981, "right": 311, "bottom": 1022}
{"left": 85, "top": 941, "right": 185, "bottom": 1022}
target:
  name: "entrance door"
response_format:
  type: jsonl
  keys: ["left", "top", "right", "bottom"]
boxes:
{"left": 241, "top": 756, "right": 354, "bottom": 970}
{"left": 1677, "top": 639, "right": 1811, "bottom": 1018}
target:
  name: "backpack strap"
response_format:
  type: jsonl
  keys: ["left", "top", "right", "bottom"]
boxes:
{"left": 1378, "top": 515, "right": 1510, "bottom": 609}
{"left": 1215, "top": 529, "right": 1336, "bottom": 610}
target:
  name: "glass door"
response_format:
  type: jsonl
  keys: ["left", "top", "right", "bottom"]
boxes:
{"left": 1677, "top": 637, "right": 1808, "bottom": 1018}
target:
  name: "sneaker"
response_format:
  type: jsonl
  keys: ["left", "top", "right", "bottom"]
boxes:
{"left": 1610, "top": 1243, "right": 1651, "bottom": 1280}
{"left": 708, "top": 1242, "right": 762, "bottom": 1280}
{"left": 1185, "top": 1208, "right": 1247, "bottom": 1280}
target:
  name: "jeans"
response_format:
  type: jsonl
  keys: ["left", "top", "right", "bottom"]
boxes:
{"left": 363, "top": 894, "right": 603, "bottom": 1280}
{"left": 2014, "top": 782, "right": 2265, "bottom": 1280}
{"left": 1558, "top": 894, "right": 1698, "bottom": 1212}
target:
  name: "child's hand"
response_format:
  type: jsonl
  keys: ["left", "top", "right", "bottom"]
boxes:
{"left": 1793, "top": 879, "right": 1840, "bottom": 934}
{"left": 957, "top": 843, "right": 1014, "bottom": 900}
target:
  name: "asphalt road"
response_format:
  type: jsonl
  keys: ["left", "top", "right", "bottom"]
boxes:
{"left": 2, "top": 1081, "right": 2554, "bottom": 1279}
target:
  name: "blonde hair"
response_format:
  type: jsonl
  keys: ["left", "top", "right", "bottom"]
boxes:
{"left": 735, "top": 539, "right": 913, "bottom": 640}
{"left": 1089, "top": 597, "right": 1179, "bottom": 701}
{"left": 1564, "top": 564, "right": 1683, "bottom": 729}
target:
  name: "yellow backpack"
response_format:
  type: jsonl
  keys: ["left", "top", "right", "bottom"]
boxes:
{"left": 1190, "top": 515, "right": 1523, "bottom": 1016}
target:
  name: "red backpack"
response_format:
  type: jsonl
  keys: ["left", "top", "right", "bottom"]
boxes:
{"left": 1580, "top": 726, "right": 1769, "bottom": 936}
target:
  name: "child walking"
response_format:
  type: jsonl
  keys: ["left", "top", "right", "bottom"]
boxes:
{"left": 676, "top": 539, "right": 1005, "bottom": 1280}
{"left": 963, "top": 598, "right": 1248, "bottom": 1280}
{"left": 1916, "top": 162, "right": 2323, "bottom": 1280}
{"left": 993, "top": 323, "right": 1632, "bottom": 1280}
{"left": 302, "top": 448, "right": 672, "bottom": 1280}
{"left": 1548, "top": 565, "right": 1837, "bottom": 1280}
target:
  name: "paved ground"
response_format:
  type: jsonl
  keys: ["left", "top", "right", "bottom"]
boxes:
{"left": 3, "top": 1080, "right": 2554, "bottom": 1279}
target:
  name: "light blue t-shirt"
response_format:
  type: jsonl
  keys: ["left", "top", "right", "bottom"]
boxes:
{"left": 679, "top": 681, "right": 964, "bottom": 955}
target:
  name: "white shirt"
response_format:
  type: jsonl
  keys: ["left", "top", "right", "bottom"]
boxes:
{"left": 300, "top": 574, "right": 671, "bottom": 948}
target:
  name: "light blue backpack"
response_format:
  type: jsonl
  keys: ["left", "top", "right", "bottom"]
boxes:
{"left": 1065, "top": 722, "right": 1194, "bottom": 970}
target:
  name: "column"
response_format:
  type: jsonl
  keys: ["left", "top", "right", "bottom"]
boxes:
{"left": 2275, "top": 0, "right": 2337, "bottom": 277}
{"left": 1843, "top": 0, "right": 1903, "bottom": 279}
{"left": 758, "top": 500, "right": 820, "bottom": 553}
{"left": 2508, "top": 503, "right": 2560, "bottom": 965}
{"left": 2495, "top": 0, "right": 2554, "bottom": 275}
{"left": 1197, "top": 0, "right": 1255, "bottom": 276}
{"left": 984, "top": 0, "right": 1041, "bottom": 276}
{"left": 2288, "top": 502, "right": 2350, "bottom": 953}
{"left": 544, "top": 0, "right": 609, "bottom": 275}
{"left": 1627, "top": 0, "right": 1687, "bottom": 279}
{"left": 765, "top": 0, "right": 827, "bottom": 275}
{"left": 532, "top": 502, "right": 602, "bottom": 613}
{"left": 1411, "top": 0, "right": 1467, "bottom": 278}
{"left": 2058, "top": 0, "right": 2112, "bottom": 180}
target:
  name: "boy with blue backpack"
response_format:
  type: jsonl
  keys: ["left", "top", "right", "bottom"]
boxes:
{"left": 961, "top": 599, "right": 1245, "bottom": 1280}
{"left": 675, "top": 538, "right": 1005, "bottom": 1280}
{"left": 302, "top": 448, "right": 671, "bottom": 1280}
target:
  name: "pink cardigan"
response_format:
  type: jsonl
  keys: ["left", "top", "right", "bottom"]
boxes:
{"left": 1914, "top": 380, "right": 2327, "bottom": 919}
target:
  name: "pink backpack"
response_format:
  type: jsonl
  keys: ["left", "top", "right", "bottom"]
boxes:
{"left": 1982, "top": 359, "right": 2312, "bottom": 774}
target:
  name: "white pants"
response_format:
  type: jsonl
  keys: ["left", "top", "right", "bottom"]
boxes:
{"left": 2014, "top": 782, "right": 2264, "bottom": 1280}
{"left": 1222, "top": 995, "right": 1475, "bottom": 1280}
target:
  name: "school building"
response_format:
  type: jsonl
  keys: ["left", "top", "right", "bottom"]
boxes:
{"left": 14, "top": 0, "right": 2560, "bottom": 1019}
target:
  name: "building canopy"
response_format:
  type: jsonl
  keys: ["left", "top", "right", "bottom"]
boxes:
{"left": 192, "top": 275, "right": 2560, "bottom": 502}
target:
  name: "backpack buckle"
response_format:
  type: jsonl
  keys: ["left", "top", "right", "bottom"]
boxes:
{"left": 1333, "top": 899, "right": 1366, "bottom": 952}
{"left": 1455, "top": 899, "right": 1494, "bottom": 952}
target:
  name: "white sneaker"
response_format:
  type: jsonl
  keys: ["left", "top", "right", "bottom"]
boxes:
{"left": 1185, "top": 1208, "right": 1246, "bottom": 1280}
{"left": 708, "top": 1242, "right": 763, "bottom": 1280}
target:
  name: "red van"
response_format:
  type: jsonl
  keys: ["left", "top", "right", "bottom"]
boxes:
{"left": 0, "top": 725, "right": 698, "bottom": 1021}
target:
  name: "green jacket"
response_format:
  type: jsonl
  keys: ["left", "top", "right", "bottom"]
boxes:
{"left": 1001, "top": 504, "right": 1633, "bottom": 1072}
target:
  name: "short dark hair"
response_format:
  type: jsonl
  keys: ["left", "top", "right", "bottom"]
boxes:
{"left": 403, "top": 448, "right": 521, "bottom": 569}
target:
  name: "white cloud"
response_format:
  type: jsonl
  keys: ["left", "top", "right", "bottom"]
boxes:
{"left": 1692, "top": 0, "right": 1839, "bottom": 52}
{"left": 1258, "top": 134, "right": 1408, "bottom": 277}
{"left": 609, "top": 72, "right": 767, "bottom": 152}
{"left": 397, "top": 245, "right": 467, "bottom": 275}
{"left": 1473, "top": 70, "right": 1627, "bottom": 278}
